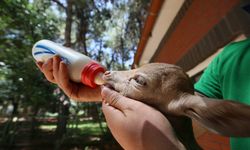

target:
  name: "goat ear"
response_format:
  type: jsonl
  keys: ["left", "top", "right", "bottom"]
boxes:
{"left": 169, "top": 95, "right": 250, "bottom": 137}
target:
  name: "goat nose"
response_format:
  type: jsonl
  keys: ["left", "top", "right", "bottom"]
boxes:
{"left": 104, "top": 71, "right": 111, "bottom": 76}
{"left": 104, "top": 71, "right": 113, "bottom": 79}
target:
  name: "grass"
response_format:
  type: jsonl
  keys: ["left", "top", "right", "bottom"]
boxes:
{"left": 39, "top": 121, "right": 107, "bottom": 135}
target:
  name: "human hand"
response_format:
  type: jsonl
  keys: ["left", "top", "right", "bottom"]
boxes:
{"left": 36, "top": 55, "right": 101, "bottom": 102}
{"left": 101, "top": 87, "right": 185, "bottom": 150}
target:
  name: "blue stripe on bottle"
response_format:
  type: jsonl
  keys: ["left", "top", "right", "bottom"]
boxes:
{"left": 33, "top": 44, "right": 70, "bottom": 64}
{"left": 34, "top": 51, "right": 55, "bottom": 55}
{"left": 33, "top": 44, "right": 56, "bottom": 56}
{"left": 36, "top": 45, "right": 56, "bottom": 53}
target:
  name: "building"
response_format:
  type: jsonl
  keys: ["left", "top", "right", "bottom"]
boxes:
{"left": 133, "top": 0, "right": 250, "bottom": 149}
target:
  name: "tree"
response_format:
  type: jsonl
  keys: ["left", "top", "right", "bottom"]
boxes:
{"left": 0, "top": 0, "right": 61, "bottom": 114}
{"left": 0, "top": 0, "right": 62, "bottom": 146}
{"left": 0, "top": 0, "right": 150, "bottom": 148}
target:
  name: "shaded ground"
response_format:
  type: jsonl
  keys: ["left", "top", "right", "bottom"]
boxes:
{"left": 0, "top": 117, "right": 122, "bottom": 150}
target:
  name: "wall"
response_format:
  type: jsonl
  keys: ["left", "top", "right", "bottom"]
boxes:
{"left": 151, "top": 0, "right": 240, "bottom": 65}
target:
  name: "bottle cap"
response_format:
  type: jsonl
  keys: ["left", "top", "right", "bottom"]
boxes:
{"left": 81, "top": 61, "right": 105, "bottom": 88}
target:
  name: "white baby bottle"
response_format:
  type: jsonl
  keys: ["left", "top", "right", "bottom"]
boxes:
{"left": 32, "top": 39, "right": 105, "bottom": 88}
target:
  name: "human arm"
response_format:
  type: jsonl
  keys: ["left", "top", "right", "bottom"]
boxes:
{"left": 184, "top": 42, "right": 250, "bottom": 137}
{"left": 36, "top": 55, "right": 101, "bottom": 102}
{"left": 101, "top": 86, "right": 186, "bottom": 150}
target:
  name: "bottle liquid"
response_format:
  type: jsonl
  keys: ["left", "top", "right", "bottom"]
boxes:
{"left": 32, "top": 39, "right": 105, "bottom": 88}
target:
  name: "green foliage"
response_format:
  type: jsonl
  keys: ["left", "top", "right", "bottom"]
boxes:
{"left": 0, "top": 0, "right": 150, "bottom": 148}
{"left": 0, "top": 0, "right": 60, "bottom": 110}
{"left": 89, "top": 0, "right": 150, "bottom": 70}
{"left": 0, "top": 0, "right": 150, "bottom": 114}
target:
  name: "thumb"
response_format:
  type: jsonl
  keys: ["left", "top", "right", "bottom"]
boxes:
{"left": 102, "top": 101, "right": 125, "bottom": 123}
{"left": 101, "top": 86, "right": 132, "bottom": 111}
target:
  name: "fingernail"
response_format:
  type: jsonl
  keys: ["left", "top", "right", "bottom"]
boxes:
{"left": 54, "top": 55, "right": 61, "bottom": 60}
{"left": 36, "top": 62, "right": 44, "bottom": 69}
{"left": 60, "top": 61, "right": 65, "bottom": 65}
{"left": 37, "top": 61, "right": 43, "bottom": 66}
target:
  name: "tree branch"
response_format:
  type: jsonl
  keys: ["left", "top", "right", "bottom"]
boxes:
{"left": 51, "top": 0, "right": 66, "bottom": 10}
{"left": 91, "top": 0, "right": 101, "bottom": 14}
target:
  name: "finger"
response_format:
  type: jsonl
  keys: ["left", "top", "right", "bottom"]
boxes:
{"left": 42, "top": 58, "right": 56, "bottom": 83}
{"left": 102, "top": 101, "right": 130, "bottom": 147}
{"left": 76, "top": 85, "right": 102, "bottom": 102}
{"left": 102, "top": 101, "right": 125, "bottom": 127}
{"left": 42, "top": 57, "right": 53, "bottom": 70}
{"left": 36, "top": 61, "right": 43, "bottom": 71}
{"left": 58, "top": 61, "right": 73, "bottom": 94}
{"left": 57, "top": 62, "right": 102, "bottom": 101}
{"left": 102, "top": 101, "right": 125, "bottom": 118}
{"left": 53, "top": 55, "right": 61, "bottom": 82}
{"left": 101, "top": 86, "right": 131, "bottom": 111}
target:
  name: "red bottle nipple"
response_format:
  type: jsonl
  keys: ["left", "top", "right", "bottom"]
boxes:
{"left": 81, "top": 61, "right": 105, "bottom": 88}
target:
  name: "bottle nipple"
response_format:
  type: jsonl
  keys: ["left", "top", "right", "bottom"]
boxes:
{"left": 81, "top": 61, "right": 105, "bottom": 88}
{"left": 94, "top": 72, "right": 105, "bottom": 85}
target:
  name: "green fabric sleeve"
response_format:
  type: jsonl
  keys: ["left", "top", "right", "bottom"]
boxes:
{"left": 194, "top": 52, "right": 223, "bottom": 99}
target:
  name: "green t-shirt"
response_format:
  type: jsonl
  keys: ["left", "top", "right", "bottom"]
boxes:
{"left": 195, "top": 38, "right": 250, "bottom": 150}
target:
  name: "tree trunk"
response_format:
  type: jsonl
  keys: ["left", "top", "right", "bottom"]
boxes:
{"left": 55, "top": 100, "right": 69, "bottom": 138}
{"left": 12, "top": 100, "right": 18, "bottom": 116}
{"left": 95, "top": 104, "right": 105, "bottom": 134}
{"left": 64, "top": 0, "right": 73, "bottom": 47}
{"left": 120, "top": 37, "right": 125, "bottom": 70}
{"left": 54, "top": 0, "right": 73, "bottom": 140}
{"left": 30, "top": 105, "right": 39, "bottom": 138}
{"left": 75, "top": 5, "right": 88, "bottom": 55}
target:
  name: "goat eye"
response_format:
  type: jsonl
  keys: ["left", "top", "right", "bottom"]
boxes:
{"left": 134, "top": 75, "right": 147, "bottom": 86}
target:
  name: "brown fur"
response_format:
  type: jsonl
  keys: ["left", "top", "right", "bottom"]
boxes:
{"left": 103, "top": 63, "right": 250, "bottom": 149}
